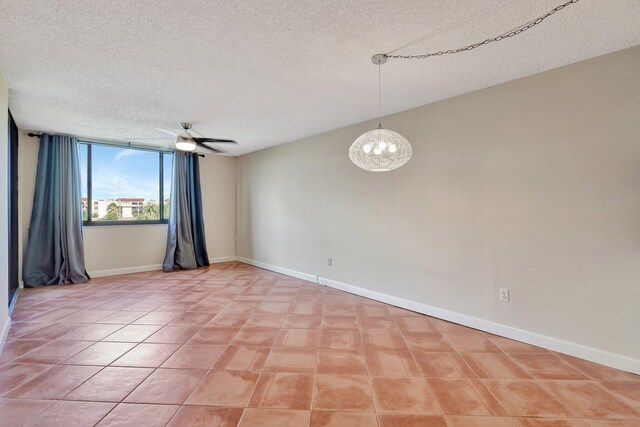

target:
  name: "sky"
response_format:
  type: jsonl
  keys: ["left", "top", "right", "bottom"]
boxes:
{"left": 79, "top": 144, "right": 172, "bottom": 201}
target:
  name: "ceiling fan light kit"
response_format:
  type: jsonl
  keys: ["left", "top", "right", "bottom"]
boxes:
{"left": 174, "top": 122, "right": 196, "bottom": 151}
{"left": 175, "top": 137, "right": 196, "bottom": 152}
{"left": 350, "top": 0, "right": 581, "bottom": 172}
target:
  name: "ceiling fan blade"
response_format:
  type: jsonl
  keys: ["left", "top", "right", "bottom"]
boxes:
{"left": 194, "top": 137, "right": 238, "bottom": 144}
{"left": 189, "top": 128, "right": 204, "bottom": 138}
{"left": 155, "top": 128, "right": 179, "bottom": 137}
{"left": 127, "top": 137, "right": 175, "bottom": 140}
{"left": 195, "top": 141, "right": 226, "bottom": 154}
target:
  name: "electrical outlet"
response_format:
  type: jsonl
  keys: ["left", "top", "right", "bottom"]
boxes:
{"left": 327, "top": 258, "right": 333, "bottom": 266}
{"left": 499, "top": 288, "right": 510, "bottom": 302}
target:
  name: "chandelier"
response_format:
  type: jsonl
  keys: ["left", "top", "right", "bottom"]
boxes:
{"left": 349, "top": 123, "right": 412, "bottom": 172}
{"left": 349, "top": 54, "right": 412, "bottom": 172}
{"left": 349, "top": 0, "right": 580, "bottom": 172}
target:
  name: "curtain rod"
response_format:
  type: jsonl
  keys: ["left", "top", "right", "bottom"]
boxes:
{"left": 27, "top": 132, "right": 205, "bottom": 157}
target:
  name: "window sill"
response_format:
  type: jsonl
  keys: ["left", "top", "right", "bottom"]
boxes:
{"left": 83, "top": 221, "right": 169, "bottom": 227}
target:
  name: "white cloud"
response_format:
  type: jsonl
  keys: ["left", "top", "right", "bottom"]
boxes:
{"left": 114, "top": 150, "right": 142, "bottom": 161}
{"left": 92, "top": 169, "right": 160, "bottom": 201}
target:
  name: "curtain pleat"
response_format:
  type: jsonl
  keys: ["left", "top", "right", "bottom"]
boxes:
{"left": 163, "top": 152, "right": 209, "bottom": 272}
{"left": 22, "top": 134, "right": 89, "bottom": 287}
{"left": 187, "top": 154, "right": 209, "bottom": 266}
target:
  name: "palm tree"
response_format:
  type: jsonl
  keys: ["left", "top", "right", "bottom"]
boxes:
{"left": 135, "top": 203, "right": 159, "bottom": 220}
{"left": 104, "top": 202, "right": 119, "bottom": 220}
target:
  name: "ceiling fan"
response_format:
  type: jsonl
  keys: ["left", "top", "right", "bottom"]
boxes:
{"left": 129, "top": 123, "right": 237, "bottom": 154}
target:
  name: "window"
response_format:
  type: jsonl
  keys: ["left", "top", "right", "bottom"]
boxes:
{"left": 163, "top": 151, "right": 173, "bottom": 218}
{"left": 80, "top": 142, "right": 173, "bottom": 225}
{"left": 79, "top": 144, "right": 89, "bottom": 220}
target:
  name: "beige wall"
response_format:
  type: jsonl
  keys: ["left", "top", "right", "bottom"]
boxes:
{"left": 18, "top": 131, "right": 236, "bottom": 278}
{"left": 199, "top": 152, "right": 237, "bottom": 262}
{"left": 237, "top": 47, "right": 640, "bottom": 365}
{"left": 0, "top": 72, "right": 10, "bottom": 341}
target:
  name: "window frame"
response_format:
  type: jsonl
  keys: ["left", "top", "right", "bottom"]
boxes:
{"left": 81, "top": 141, "right": 173, "bottom": 226}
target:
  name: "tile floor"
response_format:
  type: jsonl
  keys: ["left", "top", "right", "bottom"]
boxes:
{"left": 1, "top": 262, "right": 638, "bottom": 426}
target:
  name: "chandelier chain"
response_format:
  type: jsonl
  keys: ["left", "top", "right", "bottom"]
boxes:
{"left": 385, "top": 0, "right": 580, "bottom": 60}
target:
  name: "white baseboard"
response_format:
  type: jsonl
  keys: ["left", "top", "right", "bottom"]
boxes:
{"left": 8, "top": 289, "right": 19, "bottom": 315}
{"left": 236, "top": 257, "right": 318, "bottom": 283}
{"left": 0, "top": 315, "right": 11, "bottom": 354}
{"left": 238, "top": 257, "right": 640, "bottom": 375}
{"left": 209, "top": 256, "right": 238, "bottom": 264}
{"left": 89, "top": 256, "right": 238, "bottom": 278}
{"left": 89, "top": 264, "right": 163, "bottom": 278}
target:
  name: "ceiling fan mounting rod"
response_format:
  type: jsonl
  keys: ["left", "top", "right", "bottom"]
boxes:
{"left": 374, "top": 0, "right": 580, "bottom": 62}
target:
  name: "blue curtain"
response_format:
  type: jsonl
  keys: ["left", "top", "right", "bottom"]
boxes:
{"left": 22, "top": 134, "right": 89, "bottom": 287}
{"left": 163, "top": 152, "right": 209, "bottom": 271}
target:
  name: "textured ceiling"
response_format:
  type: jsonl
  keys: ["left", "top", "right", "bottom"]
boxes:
{"left": 1, "top": 0, "right": 639, "bottom": 156}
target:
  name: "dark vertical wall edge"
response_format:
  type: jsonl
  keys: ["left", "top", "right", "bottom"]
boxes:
{"left": 7, "top": 111, "right": 19, "bottom": 307}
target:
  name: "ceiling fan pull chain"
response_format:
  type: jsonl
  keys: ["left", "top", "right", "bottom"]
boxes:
{"left": 384, "top": 0, "right": 580, "bottom": 60}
